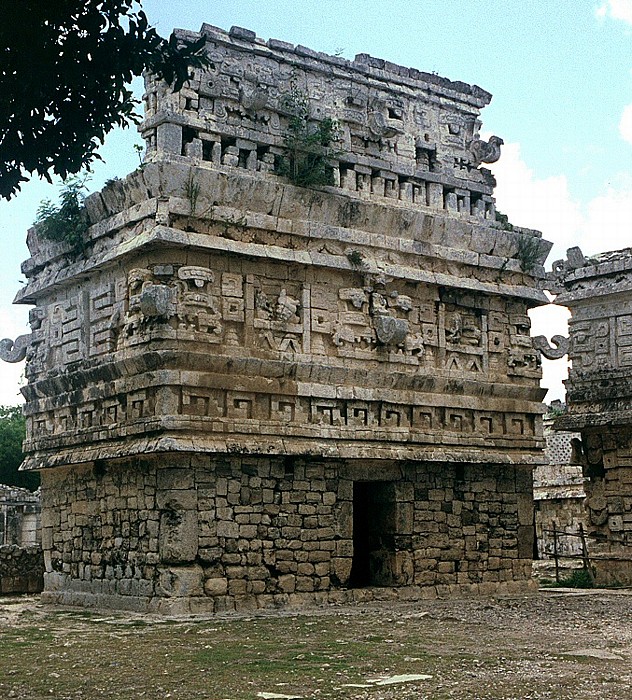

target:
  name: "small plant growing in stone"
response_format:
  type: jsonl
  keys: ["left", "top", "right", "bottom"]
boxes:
{"left": 546, "top": 567, "right": 595, "bottom": 589}
{"left": 346, "top": 249, "right": 365, "bottom": 268}
{"left": 133, "top": 143, "right": 144, "bottom": 167}
{"left": 218, "top": 213, "right": 248, "bottom": 239}
{"left": 546, "top": 401, "right": 567, "bottom": 418}
{"left": 495, "top": 209, "right": 514, "bottom": 231}
{"left": 278, "top": 86, "right": 341, "bottom": 188}
{"left": 34, "top": 176, "right": 90, "bottom": 251}
{"left": 515, "top": 235, "right": 541, "bottom": 273}
{"left": 185, "top": 174, "right": 200, "bottom": 213}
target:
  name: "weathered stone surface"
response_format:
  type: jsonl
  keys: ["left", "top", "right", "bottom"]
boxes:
{"left": 0, "top": 544, "right": 44, "bottom": 593}
{"left": 159, "top": 509, "right": 198, "bottom": 564}
{"left": 34, "top": 456, "right": 540, "bottom": 611}
{"left": 9, "top": 24, "right": 552, "bottom": 612}
{"left": 202, "top": 577, "right": 226, "bottom": 596}
{"left": 550, "top": 246, "right": 632, "bottom": 583}
{"left": 533, "top": 414, "right": 586, "bottom": 562}
{"left": 157, "top": 565, "right": 204, "bottom": 597}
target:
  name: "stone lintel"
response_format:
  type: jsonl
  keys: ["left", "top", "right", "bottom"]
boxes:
{"left": 21, "top": 438, "right": 546, "bottom": 472}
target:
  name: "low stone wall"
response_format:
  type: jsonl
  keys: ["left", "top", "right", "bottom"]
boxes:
{"left": 0, "top": 544, "right": 44, "bottom": 594}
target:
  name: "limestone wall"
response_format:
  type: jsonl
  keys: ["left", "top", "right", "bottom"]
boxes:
{"left": 20, "top": 206, "right": 546, "bottom": 469}
{"left": 534, "top": 421, "right": 586, "bottom": 560}
{"left": 534, "top": 499, "right": 586, "bottom": 560}
{"left": 41, "top": 457, "right": 534, "bottom": 613}
{"left": 15, "top": 28, "right": 550, "bottom": 475}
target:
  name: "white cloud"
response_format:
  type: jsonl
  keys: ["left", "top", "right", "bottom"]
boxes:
{"left": 491, "top": 141, "right": 583, "bottom": 262}
{"left": 492, "top": 140, "right": 632, "bottom": 259}
{"left": 596, "top": 0, "right": 632, "bottom": 24}
{"left": 582, "top": 176, "right": 632, "bottom": 254}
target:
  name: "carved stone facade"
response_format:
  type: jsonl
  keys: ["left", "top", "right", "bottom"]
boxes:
{"left": 141, "top": 24, "right": 505, "bottom": 220}
{"left": 551, "top": 247, "right": 632, "bottom": 584}
{"left": 7, "top": 25, "right": 551, "bottom": 612}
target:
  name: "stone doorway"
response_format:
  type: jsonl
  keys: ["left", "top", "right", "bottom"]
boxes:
{"left": 349, "top": 481, "right": 399, "bottom": 587}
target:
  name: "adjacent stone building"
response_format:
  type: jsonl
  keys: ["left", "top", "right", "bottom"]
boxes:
{"left": 533, "top": 413, "right": 585, "bottom": 561}
{"left": 3, "top": 25, "right": 551, "bottom": 612}
{"left": 551, "top": 246, "right": 632, "bottom": 584}
{"left": 0, "top": 484, "right": 41, "bottom": 546}
{"left": 0, "top": 485, "right": 43, "bottom": 595}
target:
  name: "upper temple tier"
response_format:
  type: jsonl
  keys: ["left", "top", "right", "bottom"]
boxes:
{"left": 141, "top": 24, "right": 505, "bottom": 217}
{"left": 14, "top": 24, "right": 552, "bottom": 471}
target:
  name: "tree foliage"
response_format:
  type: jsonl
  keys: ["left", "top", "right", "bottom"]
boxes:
{"left": 0, "top": 0, "right": 208, "bottom": 199}
{"left": 34, "top": 175, "right": 90, "bottom": 250}
{"left": 0, "top": 406, "right": 37, "bottom": 491}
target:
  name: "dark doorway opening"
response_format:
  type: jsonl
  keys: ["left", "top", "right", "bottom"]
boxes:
{"left": 349, "top": 481, "right": 397, "bottom": 588}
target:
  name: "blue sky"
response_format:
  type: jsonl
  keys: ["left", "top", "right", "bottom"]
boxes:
{"left": 2, "top": 0, "right": 632, "bottom": 404}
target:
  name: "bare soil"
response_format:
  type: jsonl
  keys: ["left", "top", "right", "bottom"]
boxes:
{"left": 1, "top": 589, "right": 632, "bottom": 699}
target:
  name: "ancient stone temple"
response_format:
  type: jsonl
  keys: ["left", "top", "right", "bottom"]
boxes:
{"left": 4, "top": 24, "right": 551, "bottom": 612}
{"left": 550, "top": 247, "right": 632, "bottom": 584}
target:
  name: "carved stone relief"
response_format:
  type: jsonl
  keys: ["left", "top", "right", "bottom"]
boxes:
{"left": 440, "top": 303, "right": 487, "bottom": 374}
{"left": 123, "top": 265, "right": 223, "bottom": 344}
{"left": 252, "top": 278, "right": 304, "bottom": 354}
{"left": 532, "top": 334, "right": 569, "bottom": 360}
{"left": 0, "top": 335, "right": 29, "bottom": 363}
{"left": 332, "top": 285, "right": 419, "bottom": 360}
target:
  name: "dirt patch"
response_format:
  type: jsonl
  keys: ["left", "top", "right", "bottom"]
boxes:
{"left": 1, "top": 589, "right": 631, "bottom": 699}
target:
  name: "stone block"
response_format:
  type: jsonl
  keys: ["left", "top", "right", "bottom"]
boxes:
{"left": 204, "top": 577, "right": 228, "bottom": 596}
{"left": 159, "top": 509, "right": 198, "bottom": 563}
{"left": 396, "top": 502, "right": 414, "bottom": 534}
{"left": 156, "top": 123, "right": 182, "bottom": 156}
{"left": 332, "top": 557, "right": 352, "bottom": 586}
{"left": 217, "top": 521, "right": 240, "bottom": 538}
{"left": 295, "top": 577, "right": 315, "bottom": 592}
{"left": 277, "top": 574, "right": 296, "bottom": 593}
{"left": 157, "top": 468, "right": 194, "bottom": 491}
{"left": 213, "top": 595, "right": 236, "bottom": 613}
{"left": 156, "top": 489, "right": 198, "bottom": 511}
{"left": 333, "top": 502, "right": 353, "bottom": 538}
{"left": 227, "top": 579, "right": 248, "bottom": 596}
{"left": 157, "top": 565, "right": 204, "bottom": 597}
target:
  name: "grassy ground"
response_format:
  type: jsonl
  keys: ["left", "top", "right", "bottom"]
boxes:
{"left": 1, "top": 590, "right": 632, "bottom": 699}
